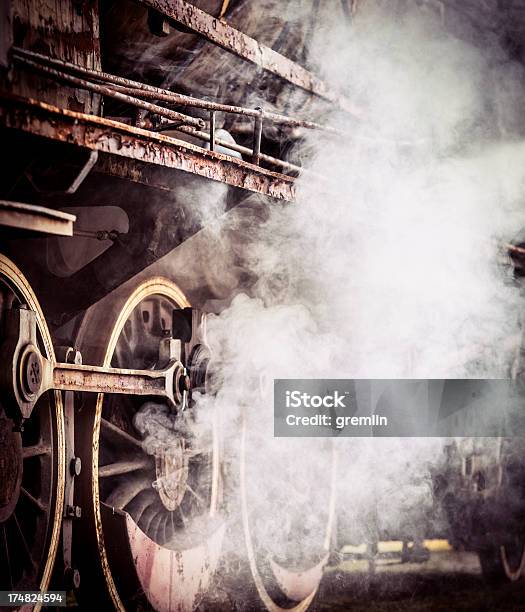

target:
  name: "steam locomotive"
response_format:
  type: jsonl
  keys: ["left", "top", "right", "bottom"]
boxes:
{"left": 1, "top": 0, "right": 524, "bottom": 610}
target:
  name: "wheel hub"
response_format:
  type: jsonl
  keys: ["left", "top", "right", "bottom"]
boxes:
{"left": 154, "top": 438, "right": 189, "bottom": 511}
{"left": 20, "top": 345, "right": 42, "bottom": 399}
{"left": 0, "top": 411, "right": 22, "bottom": 522}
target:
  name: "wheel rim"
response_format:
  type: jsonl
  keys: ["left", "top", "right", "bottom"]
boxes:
{"left": 0, "top": 254, "right": 64, "bottom": 599}
{"left": 76, "top": 277, "right": 224, "bottom": 611}
{"left": 497, "top": 439, "right": 525, "bottom": 581}
{"left": 500, "top": 540, "right": 525, "bottom": 581}
{"left": 240, "top": 411, "right": 336, "bottom": 611}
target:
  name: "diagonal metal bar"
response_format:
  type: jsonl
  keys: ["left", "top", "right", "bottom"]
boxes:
{"left": 99, "top": 458, "right": 153, "bottom": 478}
{"left": 22, "top": 443, "right": 52, "bottom": 459}
{"left": 20, "top": 487, "right": 46, "bottom": 513}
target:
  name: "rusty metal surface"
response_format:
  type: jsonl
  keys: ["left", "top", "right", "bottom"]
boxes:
{"left": 174, "top": 124, "right": 304, "bottom": 174}
{"left": 11, "top": 47, "right": 328, "bottom": 175}
{"left": 53, "top": 362, "right": 173, "bottom": 398}
{"left": 93, "top": 154, "right": 175, "bottom": 191}
{"left": 13, "top": 54, "right": 206, "bottom": 130}
{"left": 139, "top": 0, "right": 361, "bottom": 116}
{"left": 12, "top": 47, "right": 338, "bottom": 133}
{"left": 52, "top": 355, "right": 189, "bottom": 411}
{"left": 0, "top": 94, "right": 296, "bottom": 201}
{"left": 0, "top": 200, "right": 76, "bottom": 236}
{"left": 14, "top": 49, "right": 305, "bottom": 174}
{"left": 5, "top": 0, "right": 101, "bottom": 114}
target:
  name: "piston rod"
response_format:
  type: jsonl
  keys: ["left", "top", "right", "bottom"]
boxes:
{"left": 0, "top": 307, "right": 189, "bottom": 419}
{"left": 52, "top": 361, "right": 187, "bottom": 400}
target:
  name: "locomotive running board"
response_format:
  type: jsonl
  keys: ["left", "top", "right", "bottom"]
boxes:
{"left": 0, "top": 93, "right": 296, "bottom": 202}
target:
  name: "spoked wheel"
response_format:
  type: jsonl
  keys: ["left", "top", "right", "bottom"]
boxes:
{"left": 500, "top": 537, "right": 525, "bottom": 581}
{"left": 74, "top": 277, "right": 224, "bottom": 611}
{"left": 478, "top": 537, "right": 525, "bottom": 582}
{"left": 0, "top": 254, "right": 64, "bottom": 600}
{"left": 240, "top": 410, "right": 337, "bottom": 611}
{"left": 497, "top": 441, "right": 525, "bottom": 581}
{"left": 478, "top": 439, "right": 525, "bottom": 582}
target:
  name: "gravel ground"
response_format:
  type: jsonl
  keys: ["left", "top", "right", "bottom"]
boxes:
{"left": 314, "top": 551, "right": 525, "bottom": 611}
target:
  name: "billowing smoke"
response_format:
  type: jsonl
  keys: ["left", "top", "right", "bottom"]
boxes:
{"left": 184, "top": 0, "right": 525, "bottom": 578}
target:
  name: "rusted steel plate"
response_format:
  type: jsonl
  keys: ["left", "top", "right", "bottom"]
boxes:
{"left": 53, "top": 363, "right": 168, "bottom": 397}
{"left": 0, "top": 200, "right": 76, "bottom": 235}
{"left": 140, "top": 0, "right": 361, "bottom": 117}
{"left": 7, "top": 0, "right": 101, "bottom": 114}
{"left": 125, "top": 513, "right": 225, "bottom": 612}
{"left": 0, "top": 94, "right": 296, "bottom": 201}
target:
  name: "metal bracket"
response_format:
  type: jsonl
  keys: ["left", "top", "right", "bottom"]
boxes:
{"left": 172, "top": 307, "right": 211, "bottom": 396}
{"left": 66, "top": 150, "right": 98, "bottom": 194}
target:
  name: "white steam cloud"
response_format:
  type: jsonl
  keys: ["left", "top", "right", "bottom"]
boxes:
{"left": 181, "top": 0, "right": 525, "bottom": 591}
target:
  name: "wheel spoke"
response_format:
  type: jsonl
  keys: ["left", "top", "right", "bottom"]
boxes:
{"left": 141, "top": 505, "right": 161, "bottom": 534}
{"left": 22, "top": 443, "right": 51, "bottom": 459}
{"left": 84, "top": 281, "right": 221, "bottom": 612}
{"left": 105, "top": 474, "right": 152, "bottom": 509}
{"left": 99, "top": 458, "right": 152, "bottom": 478}
{"left": 185, "top": 446, "right": 213, "bottom": 459}
{"left": 1, "top": 524, "right": 13, "bottom": 590}
{"left": 114, "top": 333, "right": 134, "bottom": 369}
{"left": 185, "top": 482, "right": 205, "bottom": 506}
{"left": 20, "top": 487, "right": 46, "bottom": 513}
{"left": 101, "top": 418, "right": 142, "bottom": 450}
{"left": 159, "top": 513, "right": 170, "bottom": 545}
{"left": 149, "top": 512, "right": 165, "bottom": 541}
{"left": 12, "top": 513, "right": 36, "bottom": 571}
{"left": 128, "top": 490, "right": 157, "bottom": 523}
{"left": 178, "top": 506, "right": 186, "bottom": 527}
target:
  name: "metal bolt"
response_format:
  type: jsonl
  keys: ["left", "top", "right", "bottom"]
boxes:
{"left": 64, "top": 566, "right": 81, "bottom": 589}
{"left": 12, "top": 421, "right": 24, "bottom": 433}
{"left": 66, "top": 504, "right": 82, "bottom": 518}
{"left": 70, "top": 457, "right": 82, "bottom": 477}
{"left": 23, "top": 351, "right": 41, "bottom": 394}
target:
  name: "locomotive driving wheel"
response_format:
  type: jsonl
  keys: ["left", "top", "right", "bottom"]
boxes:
{"left": 0, "top": 254, "right": 65, "bottom": 602}
{"left": 240, "top": 410, "right": 337, "bottom": 611}
{"left": 478, "top": 438, "right": 525, "bottom": 582}
{"left": 74, "top": 277, "right": 224, "bottom": 611}
{"left": 496, "top": 438, "right": 525, "bottom": 581}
